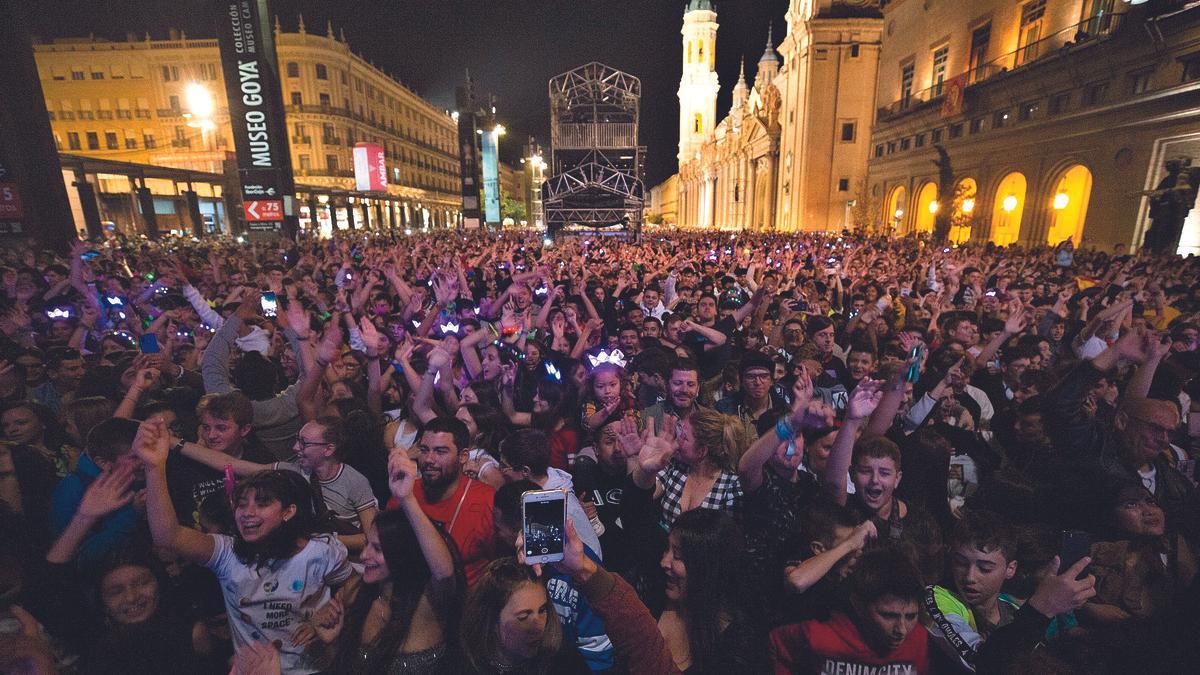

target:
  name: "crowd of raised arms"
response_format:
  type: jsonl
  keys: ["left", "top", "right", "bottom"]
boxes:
{"left": 2, "top": 228, "right": 1200, "bottom": 675}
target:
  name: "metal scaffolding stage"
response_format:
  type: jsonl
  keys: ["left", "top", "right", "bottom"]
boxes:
{"left": 543, "top": 62, "right": 645, "bottom": 237}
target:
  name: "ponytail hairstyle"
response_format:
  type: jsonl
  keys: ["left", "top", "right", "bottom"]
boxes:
{"left": 686, "top": 407, "right": 752, "bottom": 472}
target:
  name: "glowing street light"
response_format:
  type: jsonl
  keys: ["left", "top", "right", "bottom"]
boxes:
{"left": 493, "top": 124, "right": 506, "bottom": 137}
{"left": 1002, "top": 195, "right": 1019, "bottom": 213}
{"left": 184, "top": 83, "right": 216, "bottom": 130}
{"left": 1053, "top": 192, "right": 1070, "bottom": 210}
{"left": 894, "top": 208, "right": 904, "bottom": 219}
{"left": 928, "top": 200, "right": 939, "bottom": 214}
{"left": 961, "top": 198, "right": 975, "bottom": 214}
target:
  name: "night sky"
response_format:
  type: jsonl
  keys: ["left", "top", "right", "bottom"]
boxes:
{"left": 28, "top": 0, "right": 789, "bottom": 186}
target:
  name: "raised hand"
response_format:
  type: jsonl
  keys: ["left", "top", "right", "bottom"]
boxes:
{"left": 846, "top": 379, "right": 884, "bottom": 421}
{"left": 129, "top": 367, "right": 161, "bottom": 395}
{"left": 387, "top": 450, "right": 418, "bottom": 501}
{"left": 133, "top": 418, "right": 171, "bottom": 469}
{"left": 634, "top": 416, "right": 677, "bottom": 474}
{"left": 358, "top": 316, "right": 384, "bottom": 359}
{"left": 1003, "top": 299, "right": 1028, "bottom": 334}
{"left": 235, "top": 289, "right": 262, "bottom": 322}
{"left": 284, "top": 300, "right": 311, "bottom": 339}
{"left": 1027, "top": 556, "right": 1097, "bottom": 618}
{"left": 614, "top": 415, "right": 642, "bottom": 461}
{"left": 426, "top": 346, "right": 452, "bottom": 372}
{"left": 316, "top": 321, "right": 343, "bottom": 365}
{"left": 77, "top": 464, "right": 136, "bottom": 519}
{"left": 790, "top": 365, "right": 814, "bottom": 420}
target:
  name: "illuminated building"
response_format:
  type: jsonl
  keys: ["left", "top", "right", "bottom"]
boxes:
{"left": 34, "top": 18, "right": 461, "bottom": 235}
{"left": 669, "top": 0, "right": 883, "bottom": 232}
{"left": 867, "top": 0, "right": 1200, "bottom": 250}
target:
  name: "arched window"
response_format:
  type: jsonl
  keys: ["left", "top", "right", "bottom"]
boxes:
{"left": 1045, "top": 164, "right": 1093, "bottom": 246}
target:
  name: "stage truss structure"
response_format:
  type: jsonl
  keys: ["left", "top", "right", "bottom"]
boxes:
{"left": 543, "top": 62, "right": 645, "bottom": 237}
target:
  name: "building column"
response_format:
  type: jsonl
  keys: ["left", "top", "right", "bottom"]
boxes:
{"left": 765, "top": 153, "right": 778, "bottom": 232}
{"left": 746, "top": 158, "right": 759, "bottom": 231}
{"left": 134, "top": 176, "right": 158, "bottom": 240}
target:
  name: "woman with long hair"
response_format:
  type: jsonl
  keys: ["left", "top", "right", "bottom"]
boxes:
{"left": 457, "top": 557, "right": 589, "bottom": 674}
{"left": 315, "top": 452, "right": 464, "bottom": 674}
{"left": 655, "top": 509, "right": 767, "bottom": 673}
{"left": 136, "top": 418, "right": 354, "bottom": 674}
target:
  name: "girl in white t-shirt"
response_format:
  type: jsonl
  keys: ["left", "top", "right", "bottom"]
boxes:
{"left": 136, "top": 418, "right": 355, "bottom": 674}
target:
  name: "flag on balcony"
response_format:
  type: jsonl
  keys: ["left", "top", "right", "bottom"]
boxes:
{"left": 940, "top": 75, "right": 967, "bottom": 119}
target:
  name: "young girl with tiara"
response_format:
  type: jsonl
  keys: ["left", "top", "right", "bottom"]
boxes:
{"left": 581, "top": 348, "right": 638, "bottom": 435}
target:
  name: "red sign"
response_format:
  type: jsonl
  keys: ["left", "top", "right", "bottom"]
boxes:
{"left": 0, "top": 183, "right": 23, "bottom": 219}
{"left": 353, "top": 143, "right": 388, "bottom": 191}
{"left": 243, "top": 199, "right": 283, "bottom": 222}
{"left": 940, "top": 75, "right": 966, "bottom": 119}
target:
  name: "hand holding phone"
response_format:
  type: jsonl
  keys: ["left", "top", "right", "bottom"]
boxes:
{"left": 1058, "top": 530, "right": 1091, "bottom": 578}
{"left": 139, "top": 333, "right": 160, "bottom": 354}
{"left": 522, "top": 489, "right": 566, "bottom": 565}
{"left": 260, "top": 292, "right": 278, "bottom": 318}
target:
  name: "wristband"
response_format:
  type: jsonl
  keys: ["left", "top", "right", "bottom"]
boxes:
{"left": 170, "top": 439, "right": 186, "bottom": 458}
{"left": 775, "top": 418, "right": 795, "bottom": 442}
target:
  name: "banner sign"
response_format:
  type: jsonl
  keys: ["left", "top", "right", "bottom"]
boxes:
{"left": 353, "top": 143, "right": 387, "bottom": 191}
{"left": 940, "top": 75, "right": 966, "bottom": 119}
{"left": 243, "top": 199, "right": 282, "bottom": 221}
{"left": 216, "top": 0, "right": 296, "bottom": 232}
{"left": 482, "top": 129, "right": 501, "bottom": 225}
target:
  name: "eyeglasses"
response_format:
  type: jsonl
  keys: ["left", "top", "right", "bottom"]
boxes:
{"left": 294, "top": 439, "right": 330, "bottom": 449}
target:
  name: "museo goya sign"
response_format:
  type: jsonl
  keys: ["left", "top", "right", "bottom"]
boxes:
{"left": 215, "top": 0, "right": 296, "bottom": 231}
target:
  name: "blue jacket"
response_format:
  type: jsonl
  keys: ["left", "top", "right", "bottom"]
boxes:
{"left": 51, "top": 454, "right": 140, "bottom": 565}
{"left": 546, "top": 545, "right": 615, "bottom": 671}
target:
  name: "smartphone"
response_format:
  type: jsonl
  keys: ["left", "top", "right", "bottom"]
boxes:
{"left": 1058, "top": 530, "right": 1091, "bottom": 578}
{"left": 139, "top": 333, "right": 160, "bottom": 353}
{"left": 788, "top": 299, "right": 808, "bottom": 312}
{"left": 521, "top": 488, "right": 567, "bottom": 565}
{"left": 105, "top": 295, "right": 125, "bottom": 307}
{"left": 144, "top": 272, "right": 157, "bottom": 282}
{"left": 905, "top": 344, "right": 924, "bottom": 383}
{"left": 260, "top": 292, "right": 278, "bottom": 318}
{"left": 81, "top": 250, "right": 101, "bottom": 261}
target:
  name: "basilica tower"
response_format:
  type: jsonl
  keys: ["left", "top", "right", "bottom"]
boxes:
{"left": 677, "top": 0, "right": 720, "bottom": 165}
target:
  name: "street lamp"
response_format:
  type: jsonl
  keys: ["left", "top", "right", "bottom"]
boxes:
{"left": 184, "top": 83, "right": 216, "bottom": 130}
{"left": 962, "top": 198, "right": 975, "bottom": 214}
{"left": 1002, "top": 195, "right": 1018, "bottom": 213}
{"left": 928, "top": 201, "right": 939, "bottom": 214}
{"left": 494, "top": 124, "right": 506, "bottom": 137}
{"left": 1053, "top": 193, "right": 1070, "bottom": 210}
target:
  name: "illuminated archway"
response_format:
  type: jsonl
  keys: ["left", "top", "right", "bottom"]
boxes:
{"left": 885, "top": 185, "right": 907, "bottom": 233}
{"left": 949, "top": 177, "right": 977, "bottom": 244}
{"left": 914, "top": 182, "right": 938, "bottom": 234}
{"left": 1045, "top": 164, "right": 1093, "bottom": 246}
{"left": 990, "top": 172, "right": 1026, "bottom": 246}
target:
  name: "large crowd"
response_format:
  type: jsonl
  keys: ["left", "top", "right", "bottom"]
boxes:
{"left": 1, "top": 228, "right": 1199, "bottom": 674}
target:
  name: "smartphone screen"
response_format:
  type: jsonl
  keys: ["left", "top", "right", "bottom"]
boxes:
{"left": 260, "top": 292, "right": 278, "bottom": 317}
{"left": 522, "top": 489, "right": 566, "bottom": 564}
{"left": 139, "top": 333, "right": 160, "bottom": 354}
{"left": 1059, "top": 530, "right": 1091, "bottom": 578}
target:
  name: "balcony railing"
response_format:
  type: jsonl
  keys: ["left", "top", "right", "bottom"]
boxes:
{"left": 157, "top": 108, "right": 183, "bottom": 118}
{"left": 877, "top": 12, "right": 1125, "bottom": 122}
{"left": 292, "top": 136, "right": 313, "bottom": 145}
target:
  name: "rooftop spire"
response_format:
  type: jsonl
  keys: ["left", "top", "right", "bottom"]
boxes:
{"left": 326, "top": 20, "right": 334, "bottom": 39}
{"left": 297, "top": 13, "right": 306, "bottom": 34}
{"left": 759, "top": 21, "right": 778, "bottom": 64}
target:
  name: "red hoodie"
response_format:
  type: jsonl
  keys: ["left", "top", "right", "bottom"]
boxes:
{"left": 769, "top": 610, "right": 931, "bottom": 674}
